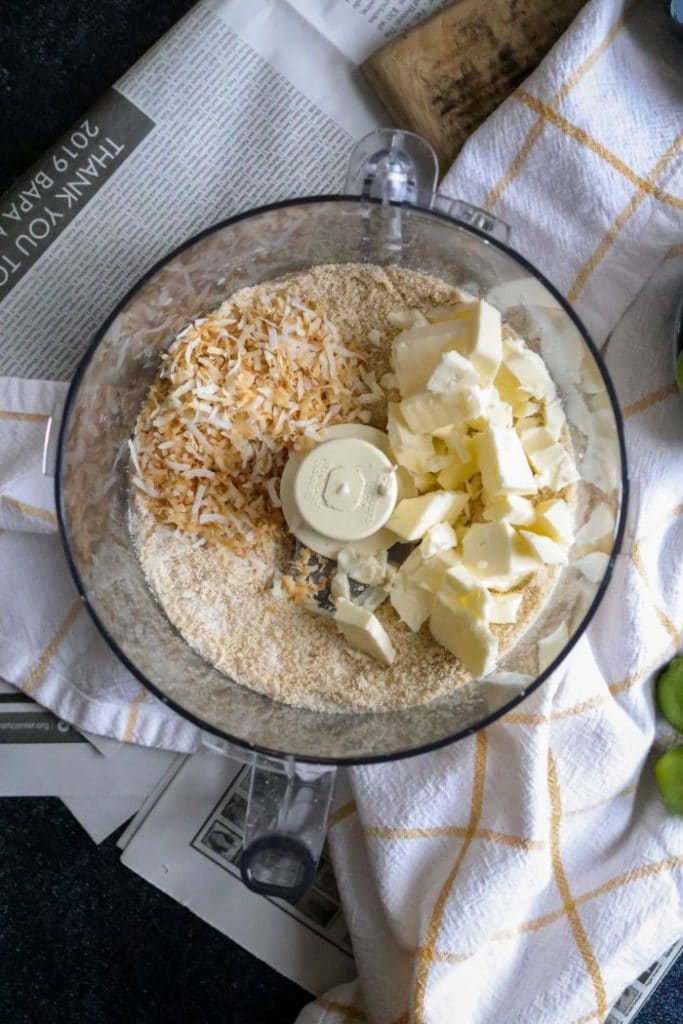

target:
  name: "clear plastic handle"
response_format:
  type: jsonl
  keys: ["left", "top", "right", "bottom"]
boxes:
{"left": 345, "top": 128, "right": 510, "bottom": 244}
{"left": 239, "top": 757, "right": 336, "bottom": 902}
{"left": 345, "top": 128, "right": 438, "bottom": 207}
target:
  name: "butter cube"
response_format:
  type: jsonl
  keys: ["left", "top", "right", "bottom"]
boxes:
{"left": 386, "top": 491, "right": 468, "bottom": 542}
{"left": 391, "top": 320, "right": 470, "bottom": 396}
{"left": 387, "top": 403, "right": 436, "bottom": 475}
{"left": 518, "top": 530, "right": 568, "bottom": 565}
{"left": 527, "top": 442, "right": 579, "bottom": 490}
{"left": 537, "top": 622, "right": 569, "bottom": 672}
{"left": 494, "top": 363, "right": 522, "bottom": 406}
{"left": 529, "top": 498, "right": 573, "bottom": 546}
{"left": 488, "top": 590, "right": 523, "bottom": 624}
{"left": 390, "top": 547, "right": 458, "bottom": 631}
{"left": 421, "top": 522, "right": 458, "bottom": 559}
{"left": 413, "top": 471, "right": 439, "bottom": 492}
{"left": 575, "top": 551, "right": 610, "bottom": 583}
{"left": 517, "top": 425, "right": 556, "bottom": 453}
{"left": 429, "top": 567, "right": 498, "bottom": 676}
{"left": 504, "top": 337, "right": 556, "bottom": 400}
{"left": 433, "top": 428, "right": 474, "bottom": 462}
{"left": 462, "top": 522, "right": 540, "bottom": 589}
{"left": 475, "top": 426, "right": 537, "bottom": 497}
{"left": 427, "top": 350, "right": 479, "bottom": 394}
{"left": 437, "top": 460, "right": 478, "bottom": 490}
{"left": 574, "top": 503, "right": 615, "bottom": 554}
{"left": 483, "top": 494, "right": 535, "bottom": 526}
{"left": 544, "top": 398, "right": 567, "bottom": 441}
{"left": 462, "top": 522, "right": 533, "bottom": 578}
{"left": 334, "top": 599, "right": 396, "bottom": 666}
{"left": 400, "top": 388, "right": 487, "bottom": 434}
{"left": 459, "top": 300, "right": 502, "bottom": 384}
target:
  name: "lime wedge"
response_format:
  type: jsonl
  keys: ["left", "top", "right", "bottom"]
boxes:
{"left": 654, "top": 745, "right": 683, "bottom": 814}
{"left": 677, "top": 348, "right": 683, "bottom": 396}
{"left": 656, "top": 655, "right": 683, "bottom": 734}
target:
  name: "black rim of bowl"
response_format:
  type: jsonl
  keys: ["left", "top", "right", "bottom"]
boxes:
{"left": 55, "top": 195, "right": 630, "bottom": 766}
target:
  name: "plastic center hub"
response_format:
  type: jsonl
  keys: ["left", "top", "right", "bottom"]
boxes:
{"left": 292, "top": 436, "right": 397, "bottom": 542}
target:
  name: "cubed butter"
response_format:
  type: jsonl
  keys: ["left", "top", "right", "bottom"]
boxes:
{"left": 433, "top": 427, "right": 474, "bottom": 463}
{"left": 475, "top": 426, "right": 537, "bottom": 497}
{"left": 429, "top": 566, "right": 498, "bottom": 676}
{"left": 400, "top": 388, "right": 487, "bottom": 434}
{"left": 412, "top": 471, "right": 439, "bottom": 492}
{"left": 504, "top": 337, "right": 556, "bottom": 401}
{"left": 391, "top": 319, "right": 470, "bottom": 396}
{"left": 421, "top": 522, "right": 458, "bottom": 559}
{"left": 458, "top": 300, "right": 503, "bottom": 385}
{"left": 334, "top": 599, "right": 396, "bottom": 666}
{"left": 494, "top": 363, "right": 523, "bottom": 406}
{"left": 437, "top": 459, "right": 478, "bottom": 489}
{"left": 575, "top": 551, "right": 610, "bottom": 583}
{"left": 488, "top": 590, "right": 523, "bottom": 624}
{"left": 527, "top": 442, "right": 579, "bottom": 490}
{"left": 386, "top": 491, "right": 468, "bottom": 541}
{"left": 389, "top": 547, "right": 458, "bottom": 631}
{"left": 537, "top": 622, "right": 569, "bottom": 672}
{"left": 427, "top": 350, "right": 479, "bottom": 394}
{"left": 544, "top": 398, "right": 567, "bottom": 441}
{"left": 387, "top": 403, "right": 437, "bottom": 475}
{"left": 528, "top": 498, "right": 574, "bottom": 546}
{"left": 574, "top": 503, "right": 615, "bottom": 554}
{"left": 483, "top": 494, "right": 535, "bottom": 526}
{"left": 518, "top": 530, "right": 568, "bottom": 565}
{"left": 462, "top": 521, "right": 539, "bottom": 579}
{"left": 517, "top": 425, "right": 556, "bottom": 453}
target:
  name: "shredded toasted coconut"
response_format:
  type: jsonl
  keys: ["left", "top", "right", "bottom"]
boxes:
{"left": 131, "top": 288, "right": 377, "bottom": 550}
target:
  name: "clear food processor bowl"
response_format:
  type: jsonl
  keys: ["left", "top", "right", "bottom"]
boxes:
{"left": 55, "top": 195, "right": 627, "bottom": 764}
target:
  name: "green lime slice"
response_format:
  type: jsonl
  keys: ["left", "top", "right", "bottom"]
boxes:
{"left": 656, "top": 655, "right": 683, "bottom": 734}
{"left": 677, "top": 348, "right": 683, "bottom": 396}
{"left": 654, "top": 745, "right": 683, "bottom": 814}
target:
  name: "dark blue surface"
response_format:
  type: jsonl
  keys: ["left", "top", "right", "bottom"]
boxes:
{"left": 0, "top": 2, "right": 680, "bottom": 1021}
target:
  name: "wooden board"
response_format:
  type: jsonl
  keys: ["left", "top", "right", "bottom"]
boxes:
{"left": 362, "top": 0, "right": 585, "bottom": 173}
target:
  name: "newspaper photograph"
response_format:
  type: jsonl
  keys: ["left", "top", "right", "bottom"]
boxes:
{"left": 120, "top": 748, "right": 355, "bottom": 995}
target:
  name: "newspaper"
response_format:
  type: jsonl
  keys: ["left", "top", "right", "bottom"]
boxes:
{"left": 605, "top": 939, "right": 683, "bottom": 1024}
{"left": 0, "top": 0, "right": 447, "bottom": 382}
{"left": 0, "top": 676, "right": 174, "bottom": 841}
{"left": 119, "top": 749, "right": 355, "bottom": 995}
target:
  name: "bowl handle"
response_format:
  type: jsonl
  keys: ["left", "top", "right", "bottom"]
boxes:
{"left": 239, "top": 756, "right": 337, "bottom": 902}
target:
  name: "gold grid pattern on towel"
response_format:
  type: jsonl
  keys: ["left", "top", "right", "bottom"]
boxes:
{"left": 483, "top": 2, "right": 637, "bottom": 212}
{"left": 0, "top": 493, "right": 57, "bottom": 527}
{"left": 22, "top": 597, "right": 82, "bottom": 695}
{"left": 412, "top": 731, "right": 488, "bottom": 1022}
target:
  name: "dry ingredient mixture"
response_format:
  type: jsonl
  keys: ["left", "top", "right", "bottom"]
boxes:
{"left": 130, "top": 264, "right": 574, "bottom": 713}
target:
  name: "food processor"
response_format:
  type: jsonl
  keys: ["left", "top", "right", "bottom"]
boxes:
{"left": 47, "top": 130, "right": 628, "bottom": 899}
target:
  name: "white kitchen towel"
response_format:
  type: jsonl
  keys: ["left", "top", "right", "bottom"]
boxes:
{"left": 0, "top": 376, "right": 202, "bottom": 751}
{"left": 297, "top": 1, "right": 683, "bottom": 1023}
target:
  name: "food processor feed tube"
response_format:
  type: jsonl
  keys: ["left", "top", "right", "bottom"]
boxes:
{"left": 51, "top": 127, "right": 626, "bottom": 900}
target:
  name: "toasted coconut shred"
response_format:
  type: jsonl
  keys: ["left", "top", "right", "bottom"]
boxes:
{"left": 132, "top": 286, "right": 380, "bottom": 553}
{"left": 131, "top": 264, "right": 560, "bottom": 714}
